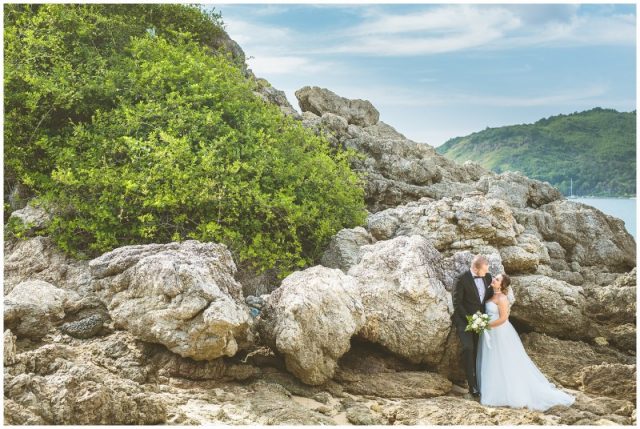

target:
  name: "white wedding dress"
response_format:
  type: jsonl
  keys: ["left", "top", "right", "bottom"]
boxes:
{"left": 476, "top": 300, "right": 576, "bottom": 411}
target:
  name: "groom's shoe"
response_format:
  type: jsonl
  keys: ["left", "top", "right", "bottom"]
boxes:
{"left": 470, "top": 387, "right": 480, "bottom": 398}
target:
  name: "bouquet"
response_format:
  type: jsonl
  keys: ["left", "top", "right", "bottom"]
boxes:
{"left": 465, "top": 311, "right": 492, "bottom": 348}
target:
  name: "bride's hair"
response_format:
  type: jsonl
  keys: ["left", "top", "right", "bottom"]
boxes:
{"left": 499, "top": 273, "right": 511, "bottom": 294}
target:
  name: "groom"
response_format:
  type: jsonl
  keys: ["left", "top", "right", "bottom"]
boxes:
{"left": 451, "top": 254, "right": 494, "bottom": 397}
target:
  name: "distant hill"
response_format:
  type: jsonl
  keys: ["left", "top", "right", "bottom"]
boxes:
{"left": 436, "top": 108, "right": 636, "bottom": 197}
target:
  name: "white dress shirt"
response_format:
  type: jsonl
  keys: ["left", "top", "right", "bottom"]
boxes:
{"left": 471, "top": 270, "right": 485, "bottom": 302}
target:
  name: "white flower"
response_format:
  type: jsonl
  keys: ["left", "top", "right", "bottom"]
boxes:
{"left": 472, "top": 314, "right": 479, "bottom": 320}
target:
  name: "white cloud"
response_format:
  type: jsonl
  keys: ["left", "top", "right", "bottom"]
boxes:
{"left": 303, "top": 4, "right": 635, "bottom": 56}
{"left": 246, "top": 55, "right": 338, "bottom": 75}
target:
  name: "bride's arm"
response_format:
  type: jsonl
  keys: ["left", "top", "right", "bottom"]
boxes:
{"left": 488, "top": 296, "right": 510, "bottom": 328}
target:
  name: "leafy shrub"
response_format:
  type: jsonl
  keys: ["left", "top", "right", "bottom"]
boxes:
{"left": 31, "top": 32, "right": 366, "bottom": 279}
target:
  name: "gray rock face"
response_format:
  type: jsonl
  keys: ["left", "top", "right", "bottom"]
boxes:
{"left": 8, "top": 200, "right": 52, "bottom": 232}
{"left": 295, "top": 86, "right": 380, "bottom": 127}
{"left": 89, "top": 240, "right": 254, "bottom": 360}
{"left": 4, "top": 332, "right": 167, "bottom": 424}
{"left": 4, "top": 329, "right": 18, "bottom": 365}
{"left": 320, "top": 226, "right": 375, "bottom": 272}
{"left": 540, "top": 200, "right": 635, "bottom": 270}
{"left": 258, "top": 265, "right": 365, "bottom": 385}
{"left": 366, "top": 195, "right": 524, "bottom": 250}
{"left": 4, "top": 280, "right": 77, "bottom": 339}
{"left": 476, "top": 171, "right": 562, "bottom": 209}
{"left": 509, "top": 275, "right": 590, "bottom": 339}
{"left": 347, "top": 235, "right": 452, "bottom": 366}
{"left": 3, "top": 236, "right": 92, "bottom": 295}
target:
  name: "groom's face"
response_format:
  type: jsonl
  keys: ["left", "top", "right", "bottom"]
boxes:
{"left": 476, "top": 263, "right": 489, "bottom": 277}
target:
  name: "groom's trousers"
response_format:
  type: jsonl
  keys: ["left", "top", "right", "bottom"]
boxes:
{"left": 456, "top": 324, "right": 479, "bottom": 392}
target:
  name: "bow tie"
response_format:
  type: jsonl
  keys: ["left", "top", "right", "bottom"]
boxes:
{"left": 473, "top": 276, "right": 483, "bottom": 279}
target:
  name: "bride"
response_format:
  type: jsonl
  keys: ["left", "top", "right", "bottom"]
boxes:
{"left": 476, "top": 273, "right": 576, "bottom": 411}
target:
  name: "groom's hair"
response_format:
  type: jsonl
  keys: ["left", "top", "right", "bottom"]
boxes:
{"left": 471, "top": 255, "right": 489, "bottom": 269}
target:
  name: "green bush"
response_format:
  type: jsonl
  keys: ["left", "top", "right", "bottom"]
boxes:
{"left": 4, "top": 3, "right": 228, "bottom": 213}
{"left": 31, "top": 33, "right": 366, "bottom": 279}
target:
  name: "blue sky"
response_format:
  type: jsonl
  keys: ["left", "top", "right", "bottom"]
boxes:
{"left": 208, "top": 2, "right": 636, "bottom": 147}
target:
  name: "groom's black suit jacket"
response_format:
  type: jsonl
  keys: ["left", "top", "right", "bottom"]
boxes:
{"left": 451, "top": 269, "right": 494, "bottom": 331}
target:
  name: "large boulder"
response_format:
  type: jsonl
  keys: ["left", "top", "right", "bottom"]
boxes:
{"left": 540, "top": 200, "right": 635, "bottom": 270}
{"left": 88, "top": 240, "right": 254, "bottom": 360}
{"left": 347, "top": 234, "right": 452, "bottom": 366}
{"left": 509, "top": 275, "right": 590, "bottom": 340}
{"left": 295, "top": 86, "right": 379, "bottom": 127}
{"left": 257, "top": 265, "right": 365, "bottom": 385}
{"left": 4, "top": 280, "right": 78, "bottom": 339}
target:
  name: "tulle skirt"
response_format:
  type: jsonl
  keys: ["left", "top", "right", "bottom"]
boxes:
{"left": 476, "top": 320, "right": 576, "bottom": 411}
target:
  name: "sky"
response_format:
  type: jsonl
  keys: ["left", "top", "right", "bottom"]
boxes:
{"left": 208, "top": 2, "right": 636, "bottom": 147}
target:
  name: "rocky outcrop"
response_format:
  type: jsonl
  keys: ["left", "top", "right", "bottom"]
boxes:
{"left": 347, "top": 235, "right": 452, "bottom": 366}
{"left": 3, "top": 235, "right": 92, "bottom": 295}
{"left": 295, "top": 86, "right": 380, "bottom": 127}
{"left": 89, "top": 240, "right": 254, "bottom": 360}
{"left": 257, "top": 265, "right": 365, "bottom": 385}
{"left": 4, "top": 332, "right": 167, "bottom": 424}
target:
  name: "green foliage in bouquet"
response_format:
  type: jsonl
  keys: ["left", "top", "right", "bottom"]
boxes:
{"left": 465, "top": 311, "right": 492, "bottom": 334}
{"left": 4, "top": 4, "right": 368, "bottom": 280}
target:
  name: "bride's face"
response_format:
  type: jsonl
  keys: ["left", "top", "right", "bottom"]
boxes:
{"left": 491, "top": 275, "right": 503, "bottom": 291}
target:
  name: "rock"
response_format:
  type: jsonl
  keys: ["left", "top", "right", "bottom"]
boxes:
{"left": 509, "top": 275, "right": 590, "bottom": 340}
{"left": 387, "top": 396, "right": 550, "bottom": 425}
{"left": 585, "top": 269, "right": 636, "bottom": 324}
{"left": 520, "top": 332, "right": 634, "bottom": 389}
{"left": 4, "top": 329, "right": 18, "bottom": 365}
{"left": 60, "top": 314, "right": 105, "bottom": 339}
{"left": 7, "top": 200, "right": 52, "bottom": 232}
{"left": 541, "top": 200, "right": 635, "bottom": 270}
{"left": 4, "top": 337, "right": 166, "bottom": 424}
{"left": 578, "top": 363, "right": 636, "bottom": 402}
{"left": 475, "top": 171, "right": 563, "bottom": 209}
{"left": 606, "top": 323, "right": 636, "bottom": 352}
{"left": 89, "top": 240, "right": 254, "bottom": 360}
{"left": 347, "top": 235, "right": 452, "bottom": 366}
{"left": 499, "top": 233, "right": 550, "bottom": 273}
{"left": 366, "top": 195, "right": 523, "bottom": 250}
{"left": 295, "top": 86, "right": 379, "bottom": 127}
{"left": 4, "top": 279, "right": 74, "bottom": 339}
{"left": 345, "top": 404, "right": 386, "bottom": 425}
{"left": 244, "top": 380, "right": 337, "bottom": 425}
{"left": 253, "top": 84, "right": 301, "bottom": 119}
{"left": 258, "top": 265, "right": 365, "bottom": 385}
{"left": 320, "top": 226, "right": 375, "bottom": 272}
{"left": 3, "top": 235, "right": 92, "bottom": 295}
{"left": 336, "top": 369, "right": 452, "bottom": 398}
{"left": 149, "top": 348, "right": 227, "bottom": 381}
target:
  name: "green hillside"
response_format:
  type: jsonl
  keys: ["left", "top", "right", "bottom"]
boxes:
{"left": 436, "top": 108, "right": 636, "bottom": 197}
